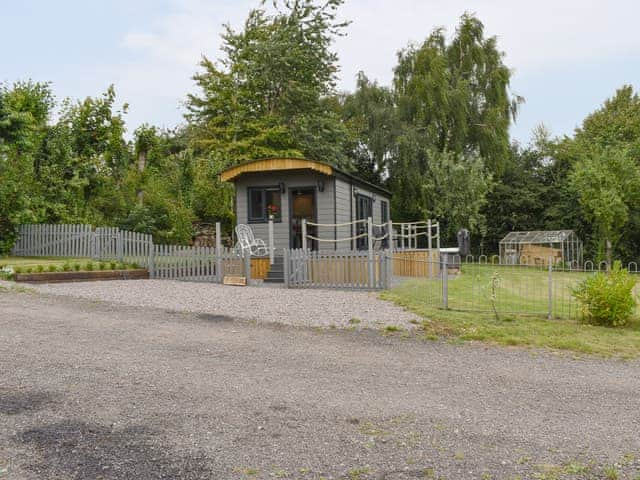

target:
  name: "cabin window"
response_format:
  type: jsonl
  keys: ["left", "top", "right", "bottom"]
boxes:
{"left": 381, "top": 200, "right": 389, "bottom": 224}
{"left": 248, "top": 187, "right": 282, "bottom": 223}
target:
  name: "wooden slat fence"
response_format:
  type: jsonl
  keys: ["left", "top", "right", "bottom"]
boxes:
{"left": 12, "top": 224, "right": 94, "bottom": 258}
{"left": 286, "top": 249, "right": 391, "bottom": 290}
{"left": 11, "top": 223, "right": 249, "bottom": 283}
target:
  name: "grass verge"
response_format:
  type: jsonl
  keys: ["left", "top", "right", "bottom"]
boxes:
{"left": 381, "top": 278, "right": 640, "bottom": 358}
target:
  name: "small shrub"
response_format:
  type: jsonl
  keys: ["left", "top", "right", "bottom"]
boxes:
{"left": 48, "top": 264, "right": 58, "bottom": 272}
{"left": 131, "top": 262, "right": 140, "bottom": 269}
{"left": 98, "top": 262, "right": 107, "bottom": 270}
{"left": 25, "top": 267, "right": 33, "bottom": 274}
{"left": 572, "top": 261, "right": 636, "bottom": 327}
{"left": 85, "top": 261, "right": 94, "bottom": 271}
{"left": 62, "top": 262, "right": 71, "bottom": 272}
{"left": 14, "top": 266, "right": 23, "bottom": 274}
{"left": 72, "top": 263, "right": 81, "bottom": 272}
{"left": 36, "top": 264, "right": 45, "bottom": 273}
{"left": 109, "top": 261, "right": 117, "bottom": 270}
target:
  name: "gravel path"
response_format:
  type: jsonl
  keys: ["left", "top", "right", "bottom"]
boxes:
{"left": 1, "top": 292, "right": 639, "bottom": 480}
{"left": 26, "top": 279, "right": 420, "bottom": 330}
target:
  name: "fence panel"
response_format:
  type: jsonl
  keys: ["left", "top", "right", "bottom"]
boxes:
{"left": 287, "top": 248, "right": 390, "bottom": 290}
{"left": 11, "top": 223, "right": 94, "bottom": 257}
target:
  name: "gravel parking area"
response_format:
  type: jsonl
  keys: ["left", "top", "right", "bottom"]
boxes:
{"left": 28, "top": 279, "right": 420, "bottom": 330}
{"left": 1, "top": 291, "right": 639, "bottom": 479}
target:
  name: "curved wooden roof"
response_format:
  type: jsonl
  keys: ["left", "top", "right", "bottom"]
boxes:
{"left": 220, "top": 157, "right": 333, "bottom": 182}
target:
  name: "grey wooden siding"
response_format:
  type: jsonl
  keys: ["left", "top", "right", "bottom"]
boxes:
{"left": 235, "top": 171, "right": 335, "bottom": 252}
{"left": 334, "top": 177, "right": 391, "bottom": 251}
{"left": 334, "top": 177, "right": 353, "bottom": 251}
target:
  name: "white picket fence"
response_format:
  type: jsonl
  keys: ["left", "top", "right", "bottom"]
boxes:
{"left": 285, "top": 248, "right": 391, "bottom": 290}
{"left": 11, "top": 223, "right": 250, "bottom": 283}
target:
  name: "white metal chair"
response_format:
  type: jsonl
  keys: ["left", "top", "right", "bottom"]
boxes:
{"left": 235, "top": 224, "right": 268, "bottom": 256}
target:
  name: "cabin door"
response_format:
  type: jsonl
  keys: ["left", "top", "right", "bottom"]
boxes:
{"left": 355, "top": 194, "right": 373, "bottom": 250}
{"left": 290, "top": 187, "right": 316, "bottom": 249}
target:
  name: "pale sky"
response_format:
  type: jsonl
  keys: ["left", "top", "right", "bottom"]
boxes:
{"left": 3, "top": 0, "right": 640, "bottom": 143}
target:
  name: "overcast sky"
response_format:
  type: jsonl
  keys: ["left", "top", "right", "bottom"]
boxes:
{"left": 3, "top": 0, "right": 640, "bottom": 144}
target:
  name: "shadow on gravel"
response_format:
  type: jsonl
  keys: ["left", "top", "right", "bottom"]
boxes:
{"left": 0, "top": 391, "right": 58, "bottom": 415}
{"left": 17, "top": 420, "right": 213, "bottom": 479}
{"left": 197, "top": 313, "right": 234, "bottom": 323}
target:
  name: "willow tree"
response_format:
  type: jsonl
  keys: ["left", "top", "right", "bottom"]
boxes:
{"left": 388, "top": 14, "right": 520, "bottom": 237}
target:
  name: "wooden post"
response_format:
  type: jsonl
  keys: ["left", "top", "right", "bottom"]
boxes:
{"left": 215, "top": 222, "right": 222, "bottom": 283}
{"left": 116, "top": 230, "right": 123, "bottom": 263}
{"left": 367, "top": 217, "right": 374, "bottom": 288}
{"left": 268, "top": 215, "right": 274, "bottom": 265}
{"left": 244, "top": 250, "right": 251, "bottom": 286}
{"left": 302, "top": 219, "right": 308, "bottom": 251}
{"left": 149, "top": 243, "right": 155, "bottom": 278}
{"left": 387, "top": 219, "right": 393, "bottom": 251}
{"left": 283, "top": 248, "right": 290, "bottom": 288}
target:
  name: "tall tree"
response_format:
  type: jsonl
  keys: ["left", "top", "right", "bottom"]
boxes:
{"left": 340, "top": 72, "right": 396, "bottom": 185}
{"left": 570, "top": 147, "right": 640, "bottom": 265}
{"left": 186, "top": 0, "right": 350, "bottom": 167}
{"left": 388, "top": 14, "right": 519, "bottom": 239}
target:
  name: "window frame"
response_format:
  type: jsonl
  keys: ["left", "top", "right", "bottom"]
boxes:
{"left": 380, "top": 199, "right": 389, "bottom": 224}
{"left": 247, "top": 186, "right": 283, "bottom": 224}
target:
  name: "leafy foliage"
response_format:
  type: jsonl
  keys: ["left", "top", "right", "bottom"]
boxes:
{"left": 572, "top": 262, "right": 637, "bottom": 327}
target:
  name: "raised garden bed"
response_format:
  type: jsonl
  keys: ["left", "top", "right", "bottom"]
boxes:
{"left": 14, "top": 269, "right": 149, "bottom": 283}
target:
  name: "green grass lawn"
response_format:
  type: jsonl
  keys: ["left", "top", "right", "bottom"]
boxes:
{"left": 382, "top": 265, "right": 640, "bottom": 358}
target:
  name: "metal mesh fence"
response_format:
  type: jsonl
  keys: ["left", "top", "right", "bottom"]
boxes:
{"left": 394, "top": 254, "right": 640, "bottom": 320}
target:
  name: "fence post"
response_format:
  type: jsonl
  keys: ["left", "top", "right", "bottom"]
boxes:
{"left": 268, "top": 215, "right": 274, "bottom": 265}
{"left": 387, "top": 219, "right": 393, "bottom": 250}
{"left": 548, "top": 258, "right": 553, "bottom": 319}
{"left": 244, "top": 251, "right": 251, "bottom": 286}
{"left": 427, "top": 219, "right": 433, "bottom": 278}
{"left": 148, "top": 243, "right": 155, "bottom": 278}
{"left": 367, "top": 217, "right": 374, "bottom": 288}
{"left": 215, "top": 222, "right": 222, "bottom": 283}
{"left": 302, "top": 219, "right": 308, "bottom": 251}
{"left": 385, "top": 248, "right": 392, "bottom": 289}
{"left": 116, "top": 230, "right": 124, "bottom": 263}
{"left": 283, "top": 248, "right": 290, "bottom": 288}
{"left": 441, "top": 253, "right": 449, "bottom": 309}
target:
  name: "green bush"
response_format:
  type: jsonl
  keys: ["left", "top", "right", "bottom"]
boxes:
{"left": 62, "top": 262, "right": 71, "bottom": 272}
{"left": 13, "top": 266, "right": 23, "bottom": 274}
{"left": 85, "top": 261, "right": 94, "bottom": 271}
{"left": 109, "top": 261, "right": 117, "bottom": 270}
{"left": 48, "top": 264, "right": 57, "bottom": 272}
{"left": 572, "top": 262, "right": 637, "bottom": 327}
{"left": 36, "top": 264, "right": 45, "bottom": 273}
{"left": 25, "top": 267, "right": 33, "bottom": 273}
{"left": 98, "top": 262, "right": 107, "bottom": 270}
{"left": 72, "top": 263, "right": 81, "bottom": 272}
{"left": 131, "top": 262, "right": 140, "bottom": 269}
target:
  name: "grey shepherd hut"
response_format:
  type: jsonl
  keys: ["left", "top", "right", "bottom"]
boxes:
{"left": 220, "top": 157, "right": 391, "bottom": 252}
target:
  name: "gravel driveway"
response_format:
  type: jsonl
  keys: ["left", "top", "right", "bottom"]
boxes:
{"left": 1, "top": 291, "right": 640, "bottom": 479}
{"left": 27, "top": 279, "right": 420, "bottom": 330}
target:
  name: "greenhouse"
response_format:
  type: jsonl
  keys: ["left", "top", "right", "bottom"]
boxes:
{"left": 499, "top": 230, "right": 583, "bottom": 267}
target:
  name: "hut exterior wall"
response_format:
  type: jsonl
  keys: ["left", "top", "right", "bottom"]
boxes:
{"left": 235, "top": 171, "right": 335, "bottom": 251}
